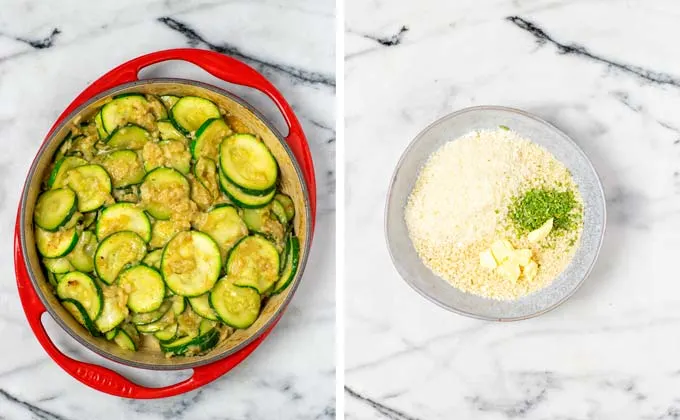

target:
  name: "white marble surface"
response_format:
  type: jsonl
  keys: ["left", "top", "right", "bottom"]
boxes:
{"left": 0, "top": 1, "right": 335, "bottom": 418}
{"left": 345, "top": 0, "right": 680, "bottom": 418}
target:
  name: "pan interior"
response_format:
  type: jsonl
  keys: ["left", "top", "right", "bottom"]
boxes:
{"left": 20, "top": 80, "right": 311, "bottom": 369}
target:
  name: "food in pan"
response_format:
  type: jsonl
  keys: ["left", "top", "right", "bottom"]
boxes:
{"left": 405, "top": 128, "right": 583, "bottom": 300}
{"left": 33, "top": 92, "right": 300, "bottom": 356}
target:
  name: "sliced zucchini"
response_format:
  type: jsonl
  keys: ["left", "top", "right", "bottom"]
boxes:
{"left": 101, "top": 94, "right": 150, "bottom": 133}
{"left": 149, "top": 220, "right": 186, "bottom": 249}
{"left": 96, "top": 203, "right": 151, "bottom": 242}
{"left": 105, "top": 328, "right": 118, "bottom": 340}
{"left": 172, "top": 295, "right": 187, "bottom": 315}
{"left": 147, "top": 95, "right": 168, "bottom": 120}
{"left": 199, "top": 318, "right": 217, "bottom": 335}
{"left": 160, "top": 140, "right": 191, "bottom": 174}
{"left": 161, "top": 231, "right": 221, "bottom": 297}
{"left": 219, "top": 133, "right": 278, "bottom": 193}
{"left": 95, "top": 284, "right": 128, "bottom": 333}
{"left": 117, "top": 265, "right": 165, "bottom": 313}
{"left": 192, "top": 118, "right": 231, "bottom": 160}
{"left": 94, "top": 231, "right": 147, "bottom": 284}
{"left": 197, "top": 205, "right": 248, "bottom": 260}
{"left": 177, "top": 306, "right": 202, "bottom": 337}
{"left": 131, "top": 299, "right": 172, "bottom": 325}
{"left": 62, "top": 298, "right": 99, "bottom": 336}
{"left": 48, "top": 156, "right": 87, "bottom": 189}
{"left": 188, "top": 293, "right": 218, "bottom": 321}
{"left": 95, "top": 111, "right": 108, "bottom": 140}
{"left": 160, "top": 95, "right": 180, "bottom": 110}
{"left": 114, "top": 324, "right": 139, "bottom": 351}
{"left": 210, "top": 276, "right": 260, "bottom": 329}
{"left": 66, "top": 164, "right": 112, "bottom": 212}
{"left": 227, "top": 235, "right": 280, "bottom": 294}
{"left": 43, "top": 256, "right": 74, "bottom": 274}
{"left": 270, "top": 199, "right": 288, "bottom": 225}
{"left": 67, "top": 230, "right": 98, "bottom": 272}
{"left": 194, "top": 157, "right": 219, "bottom": 198}
{"left": 36, "top": 226, "right": 78, "bottom": 258}
{"left": 154, "top": 322, "right": 178, "bottom": 342}
{"left": 273, "top": 235, "right": 300, "bottom": 294}
{"left": 160, "top": 327, "right": 219, "bottom": 356}
{"left": 140, "top": 167, "right": 190, "bottom": 220}
{"left": 241, "top": 207, "right": 286, "bottom": 251}
{"left": 81, "top": 211, "right": 97, "bottom": 230}
{"left": 218, "top": 169, "right": 275, "bottom": 209}
{"left": 136, "top": 307, "right": 175, "bottom": 333}
{"left": 142, "top": 249, "right": 163, "bottom": 270}
{"left": 99, "top": 150, "right": 145, "bottom": 188}
{"left": 190, "top": 177, "right": 213, "bottom": 211}
{"left": 106, "top": 124, "right": 150, "bottom": 150}
{"left": 34, "top": 188, "right": 77, "bottom": 231}
{"left": 57, "top": 272, "right": 103, "bottom": 321}
{"left": 157, "top": 120, "right": 185, "bottom": 142}
{"left": 47, "top": 271, "right": 59, "bottom": 287}
{"left": 170, "top": 96, "right": 220, "bottom": 134}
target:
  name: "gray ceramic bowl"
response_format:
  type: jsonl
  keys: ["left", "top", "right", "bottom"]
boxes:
{"left": 385, "top": 106, "right": 606, "bottom": 321}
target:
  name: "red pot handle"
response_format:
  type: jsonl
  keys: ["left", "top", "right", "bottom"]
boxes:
{"left": 17, "top": 49, "right": 315, "bottom": 398}
{"left": 53, "top": 48, "right": 316, "bottom": 225}
{"left": 15, "top": 208, "right": 278, "bottom": 399}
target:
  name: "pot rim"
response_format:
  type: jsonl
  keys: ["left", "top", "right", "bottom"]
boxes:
{"left": 19, "top": 77, "right": 312, "bottom": 370}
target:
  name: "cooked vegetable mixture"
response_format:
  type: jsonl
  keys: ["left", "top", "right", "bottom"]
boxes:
{"left": 34, "top": 92, "right": 300, "bottom": 357}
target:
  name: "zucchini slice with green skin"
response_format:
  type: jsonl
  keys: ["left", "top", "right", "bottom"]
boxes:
{"left": 192, "top": 118, "right": 232, "bottom": 160}
{"left": 274, "top": 193, "right": 295, "bottom": 221}
{"left": 160, "top": 327, "right": 219, "bottom": 356}
{"left": 147, "top": 95, "right": 168, "bottom": 120}
{"left": 188, "top": 293, "right": 218, "bottom": 321}
{"left": 136, "top": 307, "right": 175, "bottom": 333}
{"left": 172, "top": 295, "right": 187, "bottom": 315}
{"left": 157, "top": 120, "right": 186, "bottom": 142}
{"left": 48, "top": 156, "right": 87, "bottom": 189}
{"left": 57, "top": 272, "right": 103, "bottom": 321}
{"left": 177, "top": 306, "right": 202, "bottom": 337}
{"left": 94, "top": 231, "right": 147, "bottom": 285}
{"left": 194, "top": 157, "right": 219, "bottom": 198}
{"left": 131, "top": 299, "right": 172, "bottom": 325}
{"left": 170, "top": 96, "right": 221, "bottom": 134}
{"left": 142, "top": 249, "right": 163, "bottom": 270}
{"left": 154, "top": 322, "right": 178, "bottom": 342}
{"left": 105, "top": 328, "right": 118, "bottom": 340}
{"left": 117, "top": 265, "right": 165, "bottom": 313}
{"left": 160, "top": 95, "right": 180, "bottom": 110}
{"left": 219, "top": 134, "right": 278, "bottom": 193}
{"left": 47, "top": 271, "right": 59, "bottom": 287}
{"left": 273, "top": 235, "right": 300, "bottom": 294}
{"left": 140, "top": 167, "right": 191, "bottom": 220}
{"left": 66, "top": 164, "right": 112, "bottom": 212}
{"left": 149, "top": 220, "right": 186, "bottom": 249}
{"left": 114, "top": 324, "right": 139, "bottom": 351}
{"left": 227, "top": 235, "right": 280, "bottom": 293}
{"left": 197, "top": 205, "right": 248, "bottom": 260}
{"left": 96, "top": 203, "right": 151, "bottom": 242}
{"left": 34, "top": 188, "right": 77, "bottom": 231}
{"left": 101, "top": 94, "right": 150, "bottom": 133}
{"left": 95, "top": 284, "right": 128, "bottom": 333}
{"left": 62, "top": 298, "right": 100, "bottom": 336}
{"left": 36, "top": 226, "right": 78, "bottom": 258}
{"left": 81, "top": 211, "right": 97, "bottom": 230}
{"left": 210, "top": 276, "right": 260, "bottom": 329}
{"left": 241, "top": 207, "right": 286, "bottom": 251}
{"left": 67, "top": 230, "right": 98, "bottom": 272}
{"left": 161, "top": 231, "right": 221, "bottom": 297}
{"left": 95, "top": 111, "right": 108, "bottom": 140}
{"left": 43, "top": 256, "right": 74, "bottom": 274}
{"left": 162, "top": 140, "right": 191, "bottom": 174}
{"left": 99, "top": 150, "right": 145, "bottom": 188}
{"left": 106, "top": 125, "right": 150, "bottom": 150}
{"left": 270, "top": 200, "right": 288, "bottom": 225}
{"left": 218, "top": 169, "right": 275, "bottom": 209}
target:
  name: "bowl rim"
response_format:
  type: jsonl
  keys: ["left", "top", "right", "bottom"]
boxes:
{"left": 384, "top": 105, "right": 607, "bottom": 322}
{"left": 20, "top": 77, "right": 313, "bottom": 368}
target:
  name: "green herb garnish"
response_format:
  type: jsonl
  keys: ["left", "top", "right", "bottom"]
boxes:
{"left": 499, "top": 125, "right": 510, "bottom": 131}
{"left": 508, "top": 188, "right": 578, "bottom": 232}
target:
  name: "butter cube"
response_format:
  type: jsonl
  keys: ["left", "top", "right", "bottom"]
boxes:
{"left": 479, "top": 250, "right": 498, "bottom": 269}
{"left": 522, "top": 260, "right": 539, "bottom": 282}
{"left": 513, "top": 249, "right": 533, "bottom": 267}
{"left": 490, "top": 239, "right": 515, "bottom": 263}
{"left": 497, "top": 260, "right": 521, "bottom": 283}
{"left": 528, "top": 218, "right": 554, "bottom": 243}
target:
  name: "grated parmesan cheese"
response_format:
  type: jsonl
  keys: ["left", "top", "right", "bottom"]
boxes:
{"left": 405, "top": 129, "right": 583, "bottom": 300}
